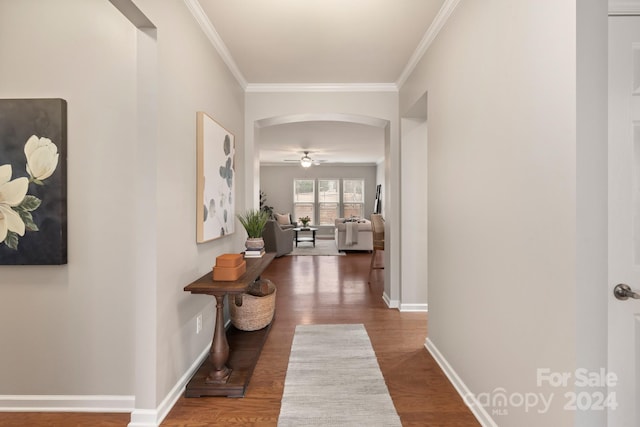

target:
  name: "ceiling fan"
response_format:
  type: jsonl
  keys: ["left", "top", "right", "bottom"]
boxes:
{"left": 283, "top": 151, "right": 326, "bottom": 167}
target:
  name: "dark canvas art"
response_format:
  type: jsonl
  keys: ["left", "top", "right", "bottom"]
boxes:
{"left": 0, "top": 99, "right": 67, "bottom": 265}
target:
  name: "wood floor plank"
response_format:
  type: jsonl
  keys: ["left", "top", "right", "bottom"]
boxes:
{"left": 0, "top": 252, "right": 479, "bottom": 426}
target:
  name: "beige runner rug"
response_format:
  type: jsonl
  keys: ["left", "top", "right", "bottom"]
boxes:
{"left": 287, "top": 239, "right": 345, "bottom": 256}
{"left": 278, "top": 324, "right": 402, "bottom": 426}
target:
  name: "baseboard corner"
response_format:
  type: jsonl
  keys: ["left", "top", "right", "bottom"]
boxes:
{"left": 129, "top": 343, "right": 211, "bottom": 427}
{"left": 382, "top": 292, "right": 399, "bottom": 309}
{"left": 425, "top": 338, "right": 497, "bottom": 427}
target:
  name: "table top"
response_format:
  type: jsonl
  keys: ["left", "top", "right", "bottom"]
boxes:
{"left": 184, "top": 252, "right": 275, "bottom": 295}
{"left": 292, "top": 227, "right": 318, "bottom": 231}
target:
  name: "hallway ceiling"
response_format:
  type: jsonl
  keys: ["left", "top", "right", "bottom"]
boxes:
{"left": 194, "top": 0, "right": 445, "bottom": 165}
{"left": 197, "top": 0, "right": 445, "bottom": 85}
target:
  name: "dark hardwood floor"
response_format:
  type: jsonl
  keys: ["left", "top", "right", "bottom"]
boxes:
{"left": 0, "top": 252, "right": 479, "bottom": 426}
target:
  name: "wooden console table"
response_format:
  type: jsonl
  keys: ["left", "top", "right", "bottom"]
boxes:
{"left": 183, "top": 252, "right": 275, "bottom": 397}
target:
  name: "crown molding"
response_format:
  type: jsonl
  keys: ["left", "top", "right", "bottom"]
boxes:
{"left": 185, "top": 0, "right": 462, "bottom": 92}
{"left": 396, "top": 0, "right": 462, "bottom": 88}
{"left": 246, "top": 83, "right": 398, "bottom": 93}
{"left": 183, "top": 0, "right": 247, "bottom": 89}
{"left": 609, "top": 0, "right": 640, "bottom": 15}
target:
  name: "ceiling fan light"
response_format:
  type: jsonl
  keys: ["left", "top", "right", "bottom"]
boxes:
{"left": 300, "top": 155, "right": 312, "bottom": 168}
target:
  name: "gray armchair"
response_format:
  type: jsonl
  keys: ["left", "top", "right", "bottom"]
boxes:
{"left": 263, "top": 220, "right": 294, "bottom": 257}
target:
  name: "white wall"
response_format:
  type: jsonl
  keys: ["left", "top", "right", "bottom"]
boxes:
{"left": 133, "top": 1, "right": 245, "bottom": 414}
{"left": 400, "top": 118, "right": 428, "bottom": 311}
{"left": 575, "top": 1, "right": 608, "bottom": 426}
{"left": 0, "top": 0, "right": 138, "bottom": 399}
{"left": 401, "top": 1, "right": 583, "bottom": 425}
{"left": 0, "top": 1, "right": 246, "bottom": 423}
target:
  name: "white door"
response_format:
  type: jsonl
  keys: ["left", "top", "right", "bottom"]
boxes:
{"left": 609, "top": 14, "right": 640, "bottom": 426}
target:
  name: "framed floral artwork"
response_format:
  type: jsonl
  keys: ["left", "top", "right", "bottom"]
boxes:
{"left": 196, "top": 111, "right": 235, "bottom": 243}
{"left": 0, "top": 98, "right": 67, "bottom": 265}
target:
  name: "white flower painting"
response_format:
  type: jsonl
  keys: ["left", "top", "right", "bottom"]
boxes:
{"left": 24, "top": 135, "right": 60, "bottom": 182}
{"left": 0, "top": 98, "right": 67, "bottom": 265}
{"left": 0, "top": 136, "right": 58, "bottom": 250}
{"left": 0, "top": 164, "right": 29, "bottom": 243}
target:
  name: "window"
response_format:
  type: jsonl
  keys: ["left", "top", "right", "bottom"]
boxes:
{"left": 343, "top": 179, "right": 364, "bottom": 218}
{"left": 293, "top": 178, "right": 366, "bottom": 225}
{"left": 293, "top": 179, "right": 315, "bottom": 225}
{"left": 318, "top": 179, "right": 339, "bottom": 225}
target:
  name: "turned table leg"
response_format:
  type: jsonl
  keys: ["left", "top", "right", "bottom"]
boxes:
{"left": 205, "top": 293, "right": 231, "bottom": 384}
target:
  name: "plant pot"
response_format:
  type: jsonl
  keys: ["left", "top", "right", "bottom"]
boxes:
{"left": 245, "top": 237, "right": 264, "bottom": 250}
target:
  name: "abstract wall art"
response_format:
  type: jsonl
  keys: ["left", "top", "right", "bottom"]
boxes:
{"left": 0, "top": 98, "right": 67, "bottom": 265}
{"left": 196, "top": 111, "right": 235, "bottom": 243}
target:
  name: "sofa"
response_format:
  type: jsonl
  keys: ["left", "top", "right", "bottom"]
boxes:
{"left": 334, "top": 218, "right": 373, "bottom": 251}
{"left": 273, "top": 212, "right": 297, "bottom": 230}
{"left": 263, "top": 220, "right": 294, "bottom": 257}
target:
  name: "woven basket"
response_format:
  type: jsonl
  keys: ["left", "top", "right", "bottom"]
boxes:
{"left": 230, "top": 282, "right": 276, "bottom": 331}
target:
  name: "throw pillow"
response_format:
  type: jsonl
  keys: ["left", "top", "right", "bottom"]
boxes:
{"left": 275, "top": 213, "right": 291, "bottom": 226}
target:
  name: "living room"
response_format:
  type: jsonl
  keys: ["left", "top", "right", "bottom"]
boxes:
{"left": 258, "top": 119, "right": 384, "bottom": 242}
{"left": 260, "top": 168, "right": 381, "bottom": 241}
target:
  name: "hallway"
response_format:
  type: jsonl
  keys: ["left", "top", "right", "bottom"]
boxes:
{"left": 0, "top": 253, "right": 478, "bottom": 426}
{"left": 165, "top": 253, "right": 477, "bottom": 426}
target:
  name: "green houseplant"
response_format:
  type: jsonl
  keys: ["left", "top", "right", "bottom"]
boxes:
{"left": 298, "top": 215, "right": 311, "bottom": 228}
{"left": 259, "top": 190, "right": 274, "bottom": 219}
{"left": 237, "top": 209, "right": 270, "bottom": 250}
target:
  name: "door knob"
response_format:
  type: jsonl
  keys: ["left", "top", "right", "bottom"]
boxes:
{"left": 613, "top": 283, "right": 640, "bottom": 300}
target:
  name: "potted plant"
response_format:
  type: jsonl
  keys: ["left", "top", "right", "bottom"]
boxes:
{"left": 299, "top": 215, "right": 311, "bottom": 228}
{"left": 237, "top": 209, "right": 270, "bottom": 250}
{"left": 259, "top": 190, "right": 274, "bottom": 218}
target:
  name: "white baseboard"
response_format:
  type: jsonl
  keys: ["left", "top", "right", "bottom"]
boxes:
{"left": 382, "top": 292, "right": 399, "bottom": 308}
{"left": 128, "top": 409, "right": 158, "bottom": 427}
{"left": 425, "top": 338, "right": 497, "bottom": 427}
{"left": 399, "top": 303, "right": 428, "bottom": 312}
{"left": 0, "top": 343, "right": 210, "bottom": 427}
{"left": 0, "top": 394, "right": 134, "bottom": 412}
{"left": 128, "top": 343, "right": 211, "bottom": 427}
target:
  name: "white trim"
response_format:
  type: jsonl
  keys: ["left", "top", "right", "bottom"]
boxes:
{"left": 396, "top": 0, "right": 462, "bottom": 87}
{"left": 399, "top": 303, "right": 428, "bottom": 312}
{"left": 183, "top": 0, "right": 247, "bottom": 89}
{"left": 609, "top": 0, "right": 640, "bottom": 15}
{"left": 382, "top": 292, "right": 399, "bottom": 309}
{"left": 186, "top": 0, "right": 463, "bottom": 91}
{"left": 128, "top": 409, "right": 158, "bottom": 427}
{"left": 128, "top": 343, "right": 211, "bottom": 427}
{"left": 0, "top": 343, "right": 210, "bottom": 425}
{"left": 425, "top": 338, "right": 496, "bottom": 427}
{"left": 127, "top": 342, "right": 211, "bottom": 427}
{"left": 246, "top": 83, "right": 398, "bottom": 93}
{"left": 255, "top": 113, "right": 389, "bottom": 129}
{"left": 0, "top": 394, "right": 134, "bottom": 412}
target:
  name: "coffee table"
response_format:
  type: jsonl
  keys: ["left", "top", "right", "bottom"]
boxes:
{"left": 292, "top": 227, "right": 318, "bottom": 247}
